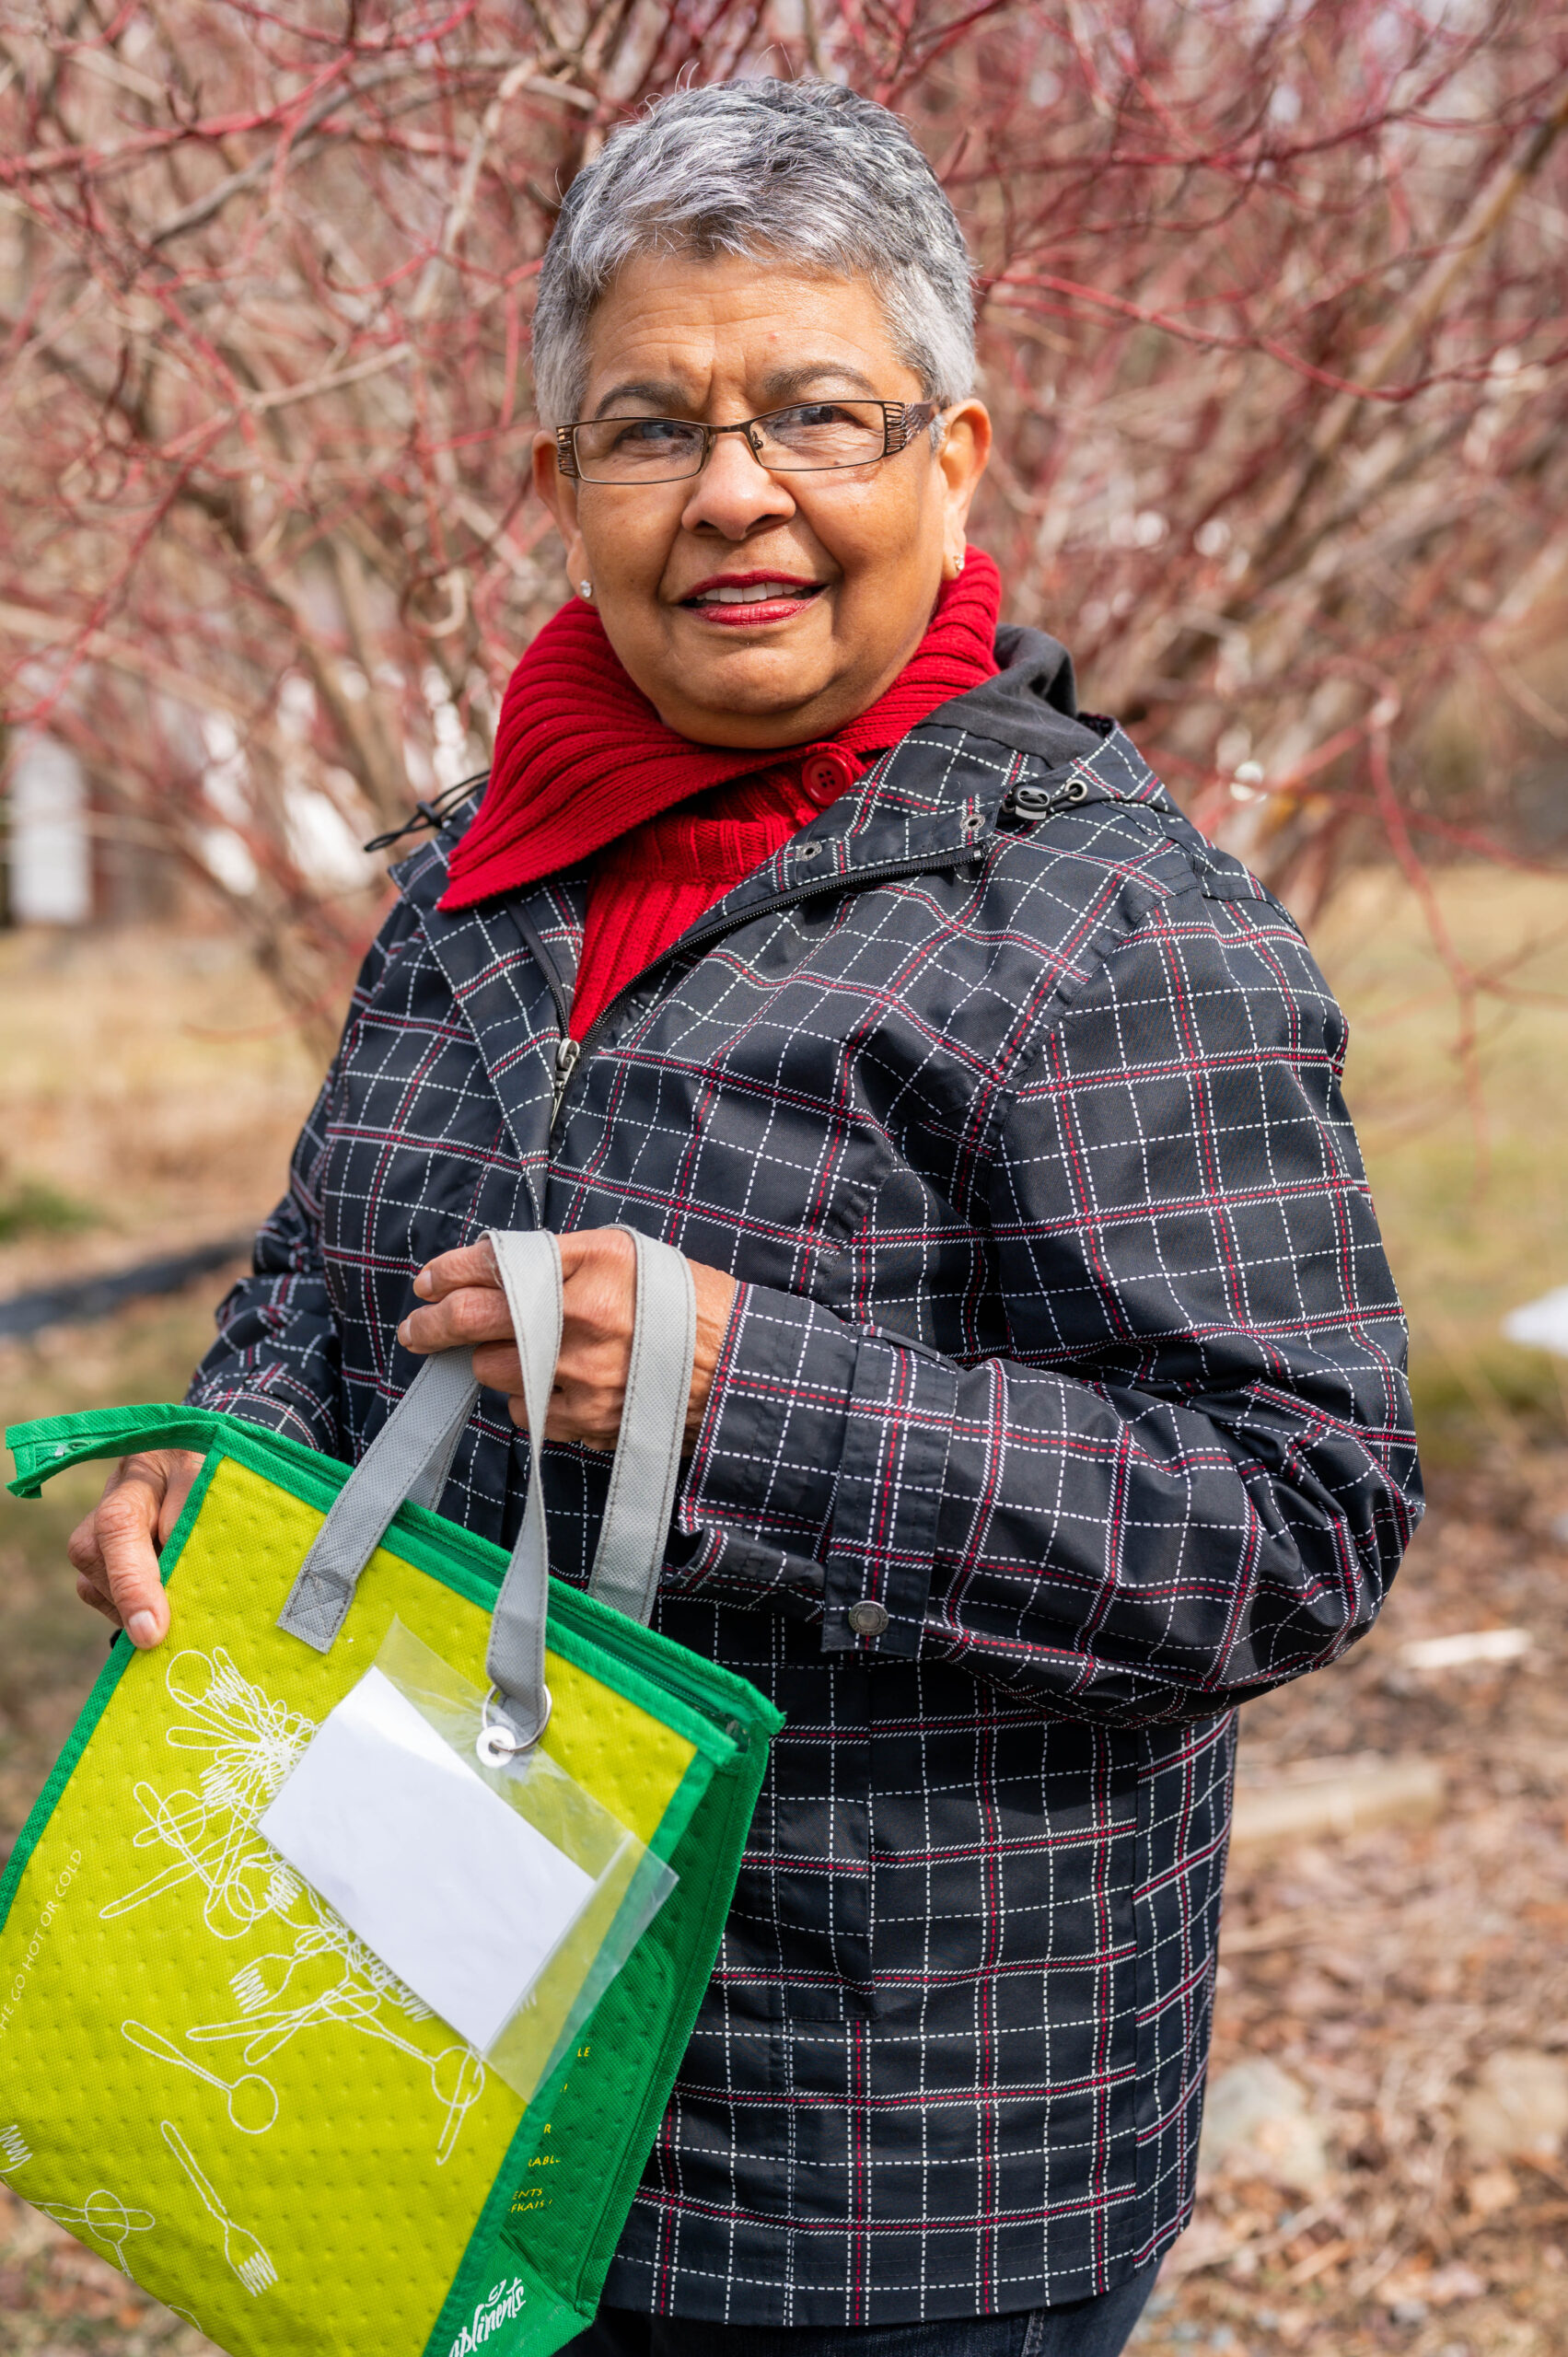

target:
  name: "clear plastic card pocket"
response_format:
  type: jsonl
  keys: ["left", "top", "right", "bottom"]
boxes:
{"left": 259, "top": 1621, "right": 675, "bottom": 2101}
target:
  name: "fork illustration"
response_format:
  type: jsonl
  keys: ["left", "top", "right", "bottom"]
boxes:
{"left": 159, "top": 2120, "right": 276, "bottom": 2296}
{"left": 188, "top": 1985, "right": 482, "bottom": 2162}
{"left": 227, "top": 1923, "right": 336, "bottom": 2016}
{"left": 355, "top": 2020, "right": 486, "bottom": 2166}
{"left": 190, "top": 1974, "right": 383, "bottom": 2067}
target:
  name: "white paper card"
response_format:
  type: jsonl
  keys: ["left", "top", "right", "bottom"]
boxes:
{"left": 260, "top": 1666, "right": 596, "bottom": 2053}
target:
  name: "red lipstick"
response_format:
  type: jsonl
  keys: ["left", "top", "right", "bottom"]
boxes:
{"left": 679, "top": 570, "right": 828, "bottom": 628}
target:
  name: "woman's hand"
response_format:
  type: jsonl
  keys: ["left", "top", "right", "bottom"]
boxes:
{"left": 398, "top": 1228, "right": 736, "bottom": 1451}
{"left": 68, "top": 1449, "right": 203, "bottom": 1647}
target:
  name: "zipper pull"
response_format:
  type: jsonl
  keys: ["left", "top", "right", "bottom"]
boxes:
{"left": 549, "top": 1034, "right": 581, "bottom": 1132}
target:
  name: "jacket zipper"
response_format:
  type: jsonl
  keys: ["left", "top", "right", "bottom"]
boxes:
{"left": 549, "top": 1034, "right": 581, "bottom": 1128}
{"left": 547, "top": 838, "right": 987, "bottom": 1135}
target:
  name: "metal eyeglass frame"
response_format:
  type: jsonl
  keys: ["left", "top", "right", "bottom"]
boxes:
{"left": 554, "top": 400, "right": 941, "bottom": 483}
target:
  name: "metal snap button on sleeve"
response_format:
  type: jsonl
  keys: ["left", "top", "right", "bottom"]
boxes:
{"left": 847, "top": 1598, "right": 889, "bottom": 1638}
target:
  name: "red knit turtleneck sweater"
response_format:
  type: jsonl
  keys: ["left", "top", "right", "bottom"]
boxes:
{"left": 441, "top": 552, "right": 1002, "bottom": 1039}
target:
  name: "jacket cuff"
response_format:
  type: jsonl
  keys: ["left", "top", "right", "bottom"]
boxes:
{"left": 184, "top": 1369, "right": 343, "bottom": 1458}
{"left": 819, "top": 1327, "right": 958, "bottom": 1656}
{"left": 681, "top": 1283, "right": 957, "bottom": 1656}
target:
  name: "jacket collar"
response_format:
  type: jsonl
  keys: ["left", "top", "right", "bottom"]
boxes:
{"left": 389, "top": 631, "right": 1179, "bottom": 1030}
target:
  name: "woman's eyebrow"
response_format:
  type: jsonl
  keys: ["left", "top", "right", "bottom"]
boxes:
{"left": 588, "top": 363, "right": 887, "bottom": 419}
{"left": 759, "top": 364, "right": 882, "bottom": 401}
{"left": 591, "top": 378, "right": 688, "bottom": 418}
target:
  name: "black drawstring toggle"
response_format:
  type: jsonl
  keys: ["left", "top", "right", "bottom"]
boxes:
{"left": 363, "top": 771, "right": 490, "bottom": 854}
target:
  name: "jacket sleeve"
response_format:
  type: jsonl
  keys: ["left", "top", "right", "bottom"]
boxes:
{"left": 677, "top": 888, "right": 1422, "bottom": 1724}
{"left": 183, "top": 906, "right": 413, "bottom": 1457}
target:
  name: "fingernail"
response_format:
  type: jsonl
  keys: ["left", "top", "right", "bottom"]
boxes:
{"left": 127, "top": 1610, "right": 159, "bottom": 1649}
{"left": 412, "top": 1268, "right": 434, "bottom": 1296}
{"left": 397, "top": 1319, "right": 410, "bottom": 1346}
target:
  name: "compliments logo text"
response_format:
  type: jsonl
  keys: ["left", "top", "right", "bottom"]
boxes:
{"left": 448, "top": 2277, "right": 527, "bottom": 2354}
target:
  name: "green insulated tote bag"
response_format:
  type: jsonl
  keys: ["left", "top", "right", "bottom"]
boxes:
{"left": 0, "top": 1228, "right": 782, "bottom": 2357}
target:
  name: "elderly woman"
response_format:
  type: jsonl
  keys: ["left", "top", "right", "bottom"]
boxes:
{"left": 70, "top": 78, "right": 1419, "bottom": 2357}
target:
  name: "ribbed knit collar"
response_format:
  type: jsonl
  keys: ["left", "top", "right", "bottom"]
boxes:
{"left": 438, "top": 551, "right": 1002, "bottom": 911}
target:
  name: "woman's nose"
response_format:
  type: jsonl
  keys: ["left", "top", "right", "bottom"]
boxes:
{"left": 679, "top": 429, "right": 797, "bottom": 538}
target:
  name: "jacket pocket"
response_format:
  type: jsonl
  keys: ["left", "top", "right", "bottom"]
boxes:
{"left": 726, "top": 1643, "right": 876, "bottom": 2024}
{"left": 867, "top": 1680, "right": 1143, "bottom": 2162}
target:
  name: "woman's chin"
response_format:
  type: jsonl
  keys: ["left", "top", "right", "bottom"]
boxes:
{"left": 656, "top": 631, "right": 844, "bottom": 739}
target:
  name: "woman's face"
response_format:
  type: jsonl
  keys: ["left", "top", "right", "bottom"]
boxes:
{"left": 532, "top": 253, "right": 991, "bottom": 747}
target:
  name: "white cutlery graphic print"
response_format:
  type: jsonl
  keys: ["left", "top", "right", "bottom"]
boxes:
{"left": 122, "top": 2019, "right": 279, "bottom": 2133}
{"left": 38, "top": 2189, "right": 155, "bottom": 2276}
{"left": 160, "top": 2120, "right": 277, "bottom": 2296}
{"left": 227, "top": 1923, "right": 336, "bottom": 2016}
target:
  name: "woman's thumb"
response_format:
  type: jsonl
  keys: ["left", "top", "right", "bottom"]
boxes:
{"left": 96, "top": 1474, "right": 171, "bottom": 1649}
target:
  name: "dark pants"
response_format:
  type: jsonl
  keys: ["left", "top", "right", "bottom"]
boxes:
{"left": 563, "top": 2265, "right": 1158, "bottom": 2357}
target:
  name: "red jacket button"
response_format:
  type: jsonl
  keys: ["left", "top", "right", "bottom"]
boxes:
{"left": 801, "top": 746, "right": 858, "bottom": 802}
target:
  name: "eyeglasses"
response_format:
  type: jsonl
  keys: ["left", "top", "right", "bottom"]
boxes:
{"left": 555, "top": 400, "right": 940, "bottom": 486}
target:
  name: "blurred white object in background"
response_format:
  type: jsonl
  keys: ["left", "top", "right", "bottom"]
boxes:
{"left": 1398, "top": 1628, "right": 1533, "bottom": 1671}
{"left": 1503, "top": 1287, "right": 1568, "bottom": 1358}
{"left": 6, "top": 734, "right": 89, "bottom": 923}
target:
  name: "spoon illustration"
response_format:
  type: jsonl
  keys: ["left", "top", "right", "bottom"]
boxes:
{"left": 40, "top": 2188, "right": 156, "bottom": 2276}
{"left": 122, "top": 2019, "right": 279, "bottom": 2134}
{"left": 360, "top": 2017, "right": 486, "bottom": 2165}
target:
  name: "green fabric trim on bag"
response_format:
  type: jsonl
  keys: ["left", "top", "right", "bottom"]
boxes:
{"left": 0, "top": 1442, "right": 226, "bottom": 1930}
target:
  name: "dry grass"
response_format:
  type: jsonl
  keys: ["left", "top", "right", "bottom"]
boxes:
{"left": 1308, "top": 866, "right": 1568, "bottom": 1457}
{"left": 0, "top": 926, "right": 321, "bottom": 1301}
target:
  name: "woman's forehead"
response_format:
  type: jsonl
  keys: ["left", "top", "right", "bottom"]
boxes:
{"left": 578, "top": 252, "right": 919, "bottom": 412}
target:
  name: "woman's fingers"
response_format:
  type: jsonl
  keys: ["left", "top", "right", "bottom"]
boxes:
{"left": 411, "top": 1237, "right": 501, "bottom": 1300}
{"left": 400, "top": 1284, "right": 517, "bottom": 1355}
{"left": 686, "top": 1259, "right": 738, "bottom": 1446}
{"left": 397, "top": 1227, "right": 733, "bottom": 1450}
{"left": 65, "top": 1450, "right": 203, "bottom": 1646}
{"left": 399, "top": 1234, "right": 514, "bottom": 1358}
{"left": 551, "top": 1231, "right": 636, "bottom": 1447}
{"left": 470, "top": 1341, "right": 525, "bottom": 1397}
{"left": 556, "top": 1225, "right": 637, "bottom": 1322}
{"left": 399, "top": 1237, "right": 505, "bottom": 1352}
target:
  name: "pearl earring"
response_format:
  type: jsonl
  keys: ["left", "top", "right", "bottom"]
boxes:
{"left": 577, "top": 579, "right": 593, "bottom": 600}
{"left": 951, "top": 550, "right": 966, "bottom": 578}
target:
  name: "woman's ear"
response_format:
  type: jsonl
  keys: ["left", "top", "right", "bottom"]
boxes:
{"left": 532, "top": 431, "right": 589, "bottom": 591}
{"left": 937, "top": 400, "right": 992, "bottom": 541}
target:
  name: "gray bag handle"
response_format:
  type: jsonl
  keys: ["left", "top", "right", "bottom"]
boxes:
{"left": 276, "top": 1226, "right": 698, "bottom": 1750}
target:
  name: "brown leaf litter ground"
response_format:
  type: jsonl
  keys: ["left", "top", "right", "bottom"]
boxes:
{"left": 1130, "top": 1439, "right": 1568, "bottom": 2357}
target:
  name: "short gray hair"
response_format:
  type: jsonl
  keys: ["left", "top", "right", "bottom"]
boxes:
{"left": 531, "top": 79, "right": 976, "bottom": 426}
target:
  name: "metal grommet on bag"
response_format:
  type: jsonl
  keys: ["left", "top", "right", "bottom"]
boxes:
{"left": 847, "top": 1598, "right": 889, "bottom": 1639}
{"left": 476, "top": 1681, "right": 552, "bottom": 1765}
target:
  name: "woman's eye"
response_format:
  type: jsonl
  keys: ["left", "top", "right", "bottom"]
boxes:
{"left": 611, "top": 418, "right": 695, "bottom": 449}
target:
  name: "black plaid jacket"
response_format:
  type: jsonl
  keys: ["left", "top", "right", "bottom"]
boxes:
{"left": 189, "top": 628, "right": 1420, "bottom": 2325}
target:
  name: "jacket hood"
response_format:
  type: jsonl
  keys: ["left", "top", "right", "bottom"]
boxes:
{"left": 922, "top": 623, "right": 1106, "bottom": 771}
